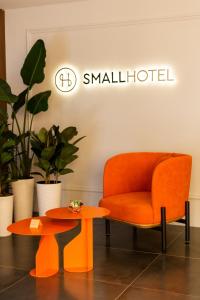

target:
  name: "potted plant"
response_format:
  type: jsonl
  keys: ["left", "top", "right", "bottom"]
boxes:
{"left": 31, "top": 125, "right": 85, "bottom": 215}
{"left": 0, "top": 118, "right": 16, "bottom": 236}
{"left": 0, "top": 39, "right": 51, "bottom": 221}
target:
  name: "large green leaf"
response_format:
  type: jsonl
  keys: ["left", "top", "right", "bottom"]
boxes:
{"left": 2, "top": 139, "right": 15, "bottom": 150}
{"left": 60, "top": 168, "right": 73, "bottom": 175}
{"left": 4, "top": 130, "right": 17, "bottom": 140}
{"left": 31, "top": 143, "right": 42, "bottom": 158}
{"left": 57, "top": 154, "right": 78, "bottom": 167}
{"left": 41, "top": 146, "right": 55, "bottom": 160}
{"left": 27, "top": 90, "right": 51, "bottom": 115}
{"left": 31, "top": 171, "right": 44, "bottom": 178}
{"left": 61, "top": 127, "right": 78, "bottom": 143}
{"left": 55, "top": 158, "right": 67, "bottom": 170}
{"left": 0, "top": 79, "right": 18, "bottom": 104}
{"left": 20, "top": 39, "right": 46, "bottom": 89}
{"left": 12, "top": 88, "right": 28, "bottom": 114}
{"left": 55, "top": 156, "right": 78, "bottom": 171}
{"left": 38, "top": 128, "right": 48, "bottom": 143}
{"left": 0, "top": 107, "right": 8, "bottom": 121}
{"left": 64, "top": 154, "right": 78, "bottom": 165}
{"left": 37, "top": 159, "right": 50, "bottom": 172}
{"left": 73, "top": 136, "right": 86, "bottom": 145}
{"left": 60, "top": 145, "right": 79, "bottom": 160}
{"left": 1, "top": 152, "right": 13, "bottom": 164}
{"left": 0, "top": 122, "right": 6, "bottom": 136}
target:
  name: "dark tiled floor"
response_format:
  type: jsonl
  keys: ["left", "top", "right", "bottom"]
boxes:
{"left": 0, "top": 220, "right": 200, "bottom": 300}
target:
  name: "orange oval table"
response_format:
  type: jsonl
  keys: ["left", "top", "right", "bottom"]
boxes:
{"left": 46, "top": 206, "right": 110, "bottom": 272}
{"left": 7, "top": 216, "right": 78, "bottom": 278}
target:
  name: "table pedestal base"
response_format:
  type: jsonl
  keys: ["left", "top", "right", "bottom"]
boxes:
{"left": 30, "top": 268, "right": 58, "bottom": 278}
{"left": 64, "top": 219, "right": 93, "bottom": 272}
{"left": 30, "top": 235, "right": 59, "bottom": 278}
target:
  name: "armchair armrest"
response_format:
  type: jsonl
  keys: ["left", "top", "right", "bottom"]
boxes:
{"left": 152, "top": 155, "right": 192, "bottom": 223}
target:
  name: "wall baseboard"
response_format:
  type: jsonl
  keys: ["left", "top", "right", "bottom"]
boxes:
{"left": 62, "top": 185, "right": 200, "bottom": 201}
{"left": 60, "top": 187, "right": 200, "bottom": 227}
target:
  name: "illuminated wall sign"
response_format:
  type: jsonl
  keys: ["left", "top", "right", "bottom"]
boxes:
{"left": 55, "top": 65, "right": 176, "bottom": 94}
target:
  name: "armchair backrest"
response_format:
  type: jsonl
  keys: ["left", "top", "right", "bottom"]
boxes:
{"left": 152, "top": 154, "right": 192, "bottom": 222}
{"left": 103, "top": 152, "right": 173, "bottom": 197}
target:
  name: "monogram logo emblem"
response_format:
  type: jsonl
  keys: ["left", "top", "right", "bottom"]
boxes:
{"left": 55, "top": 67, "right": 77, "bottom": 92}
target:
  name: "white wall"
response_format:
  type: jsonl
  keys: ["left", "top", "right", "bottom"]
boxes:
{"left": 5, "top": 0, "right": 200, "bottom": 226}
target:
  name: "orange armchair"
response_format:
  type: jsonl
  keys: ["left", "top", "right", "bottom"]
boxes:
{"left": 99, "top": 152, "right": 192, "bottom": 252}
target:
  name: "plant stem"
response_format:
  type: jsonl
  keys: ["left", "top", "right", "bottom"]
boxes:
{"left": 22, "top": 88, "right": 31, "bottom": 178}
{"left": 55, "top": 173, "right": 58, "bottom": 184}
{"left": 45, "top": 174, "right": 50, "bottom": 184}
{"left": 26, "top": 113, "right": 34, "bottom": 172}
{"left": 12, "top": 110, "right": 25, "bottom": 178}
{"left": 23, "top": 88, "right": 30, "bottom": 135}
{"left": 11, "top": 116, "right": 14, "bottom": 133}
{"left": 12, "top": 111, "right": 22, "bottom": 136}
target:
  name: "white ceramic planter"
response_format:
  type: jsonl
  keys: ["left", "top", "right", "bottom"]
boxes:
{"left": 0, "top": 195, "right": 13, "bottom": 237}
{"left": 12, "top": 178, "right": 34, "bottom": 221}
{"left": 36, "top": 181, "right": 61, "bottom": 216}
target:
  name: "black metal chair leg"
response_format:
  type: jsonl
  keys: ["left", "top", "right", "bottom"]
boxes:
{"left": 133, "top": 226, "right": 137, "bottom": 239}
{"left": 132, "top": 226, "right": 137, "bottom": 249}
{"left": 161, "top": 207, "right": 167, "bottom": 253}
{"left": 105, "top": 219, "right": 110, "bottom": 247}
{"left": 105, "top": 219, "right": 110, "bottom": 235}
{"left": 185, "top": 201, "right": 190, "bottom": 244}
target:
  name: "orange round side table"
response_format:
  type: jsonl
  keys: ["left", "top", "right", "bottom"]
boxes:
{"left": 7, "top": 216, "right": 78, "bottom": 278}
{"left": 46, "top": 206, "right": 110, "bottom": 272}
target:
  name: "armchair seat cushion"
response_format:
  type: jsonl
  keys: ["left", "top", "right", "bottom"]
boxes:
{"left": 99, "top": 192, "right": 154, "bottom": 226}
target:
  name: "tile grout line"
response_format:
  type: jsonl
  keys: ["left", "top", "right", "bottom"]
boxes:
{"left": 0, "top": 274, "right": 28, "bottom": 295}
{"left": 94, "top": 227, "right": 183, "bottom": 256}
{"left": 95, "top": 230, "right": 183, "bottom": 256}
{"left": 95, "top": 244, "right": 161, "bottom": 255}
{"left": 60, "top": 270, "right": 127, "bottom": 287}
{"left": 132, "top": 286, "right": 200, "bottom": 299}
{"left": 166, "top": 231, "right": 183, "bottom": 249}
{"left": 165, "top": 253, "right": 200, "bottom": 260}
{"left": 0, "top": 264, "right": 30, "bottom": 272}
{"left": 114, "top": 254, "right": 161, "bottom": 300}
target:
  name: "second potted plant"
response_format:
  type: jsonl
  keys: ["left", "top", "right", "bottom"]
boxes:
{"left": 0, "top": 39, "right": 51, "bottom": 221}
{"left": 31, "top": 125, "right": 85, "bottom": 215}
{"left": 0, "top": 119, "right": 16, "bottom": 236}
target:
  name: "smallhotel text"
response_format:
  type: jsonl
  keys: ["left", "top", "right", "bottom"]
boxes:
{"left": 55, "top": 66, "right": 176, "bottom": 93}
